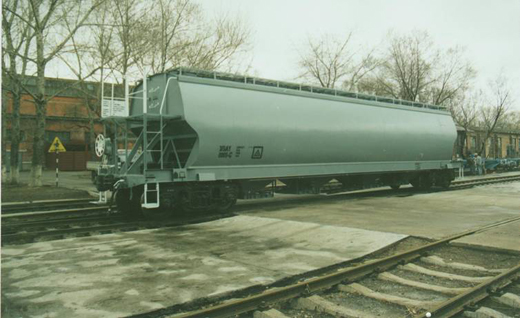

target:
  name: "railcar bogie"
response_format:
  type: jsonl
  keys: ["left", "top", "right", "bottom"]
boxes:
{"left": 115, "top": 186, "right": 143, "bottom": 217}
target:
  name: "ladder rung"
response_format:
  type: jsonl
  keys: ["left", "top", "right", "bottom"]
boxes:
{"left": 146, "top": 131, "right": 162, "bottom": 133}
{"left": 142, "top": 182, "right": 160, "bottom": 209}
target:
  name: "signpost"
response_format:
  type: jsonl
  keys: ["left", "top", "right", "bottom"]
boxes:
{"left": 48, "top": 137, "right": 66, "bottom": 187}
{"left": 101, "top": 99, "right": 128, "bottom": 117}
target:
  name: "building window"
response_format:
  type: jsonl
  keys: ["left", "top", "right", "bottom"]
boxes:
{"left": 471, "top": 136, "right": 476, "bottom": 150}
{"left": 45, "top": 131, "right": 71, "bottom": 144}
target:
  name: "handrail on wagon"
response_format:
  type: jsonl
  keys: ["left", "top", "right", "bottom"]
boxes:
{"left": 159, "top": 77, "right": 176, "bottom": 115}
{"left": 169, "top": 67, "right": 448, "bottom": 112}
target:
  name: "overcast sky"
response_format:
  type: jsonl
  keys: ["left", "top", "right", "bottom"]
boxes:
{"left": 195, "top": 0, "right": 520, "bottom": 110}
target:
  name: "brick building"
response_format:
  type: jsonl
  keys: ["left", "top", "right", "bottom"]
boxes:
{"left": 4, "top": 77, "right": 105, "bottom": 171}
{"left": 455, "top": 126, "right": 520, "bottom": 159}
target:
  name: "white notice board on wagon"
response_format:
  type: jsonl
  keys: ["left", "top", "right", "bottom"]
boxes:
{"left": 102, "top": 99, "right": 128, "bottom": 117}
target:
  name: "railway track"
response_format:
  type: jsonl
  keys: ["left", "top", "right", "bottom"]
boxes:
{"left": 132, "top": 216, "right": 520, "bottom": 318}
{"left": 1, "top": 198, "right": 101, "bottom": 214}
{"left": 451, "top": 174, "right": 520, "bottom": 188}
{"left": 327, "top": 173, "right": 520, "bottom": 194}
{"left": 1, "top": 210, "right": 235, "bottom": 246}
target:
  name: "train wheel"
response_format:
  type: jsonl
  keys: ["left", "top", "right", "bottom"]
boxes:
{"left": 139, "top": 193, "right": 169, "bottom": 219}
{"left": 115, "top": 188, "right": 143, "bottom": 218}
{"left": 440, "top": 179, "right": 451, "bottom": 188}
{"left": 421, "top": 176, "right": 433, "bottom": 190}
{"left": 216, "top": 198, "right": 237, "bottom": 212}
{"left": 410, "top": 174, "right": 433, "bottom": 190}
{"left": 436, "top": 178, "right": 452, "bottom": 189}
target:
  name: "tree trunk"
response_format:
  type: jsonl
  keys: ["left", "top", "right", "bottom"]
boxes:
{"left": 1, "top": 88, "right": 7, "bottom": 182}
{"left": 478, "top": 130, "right": 493, "bottom": 156}
{"left": 31, "top": 99, "right": 46, "bottom": 187}
{"left": 9, "top": 91, "right": 21, "bottom": 184}
{"left": 31, "top": 31, "right": 47, "bottom": 187}
{"left": 31, "top": 96, "right": 47, "bottom": 187}
{"left": 88, "top": 107, "right": 96, "bottom": 160}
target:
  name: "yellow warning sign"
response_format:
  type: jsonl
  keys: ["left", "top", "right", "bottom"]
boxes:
{"left": 48, "top": 137, "right": 66, "bottom": 153}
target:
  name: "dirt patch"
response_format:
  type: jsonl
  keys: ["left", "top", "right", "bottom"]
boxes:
{"left": 324, "top": 292, "right": 411, "bottom": 318}
{"left": 433, "top": 244, "right": 520, "bottom": 269}
{"left": 364, "top": 236, "right": 433, "bottom": 259}
{"left": 1, "top": 183, "right": 92, "bottom": 203}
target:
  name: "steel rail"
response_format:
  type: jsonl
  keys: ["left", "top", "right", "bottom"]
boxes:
{"left": 1, "top": 206, "right": 109, "bottom": 219}
{"left": 452, "top": 174, "right": 520, "bottom": 185}
{"left": 2, "top": 214, "right": 123, "bottom": 231}
{"left": 2, "top": 220, "right": 147, "bottom": 245}
{"left": 1, "top": 198, "right": 100, "bottom": 213}
{"left": 318, "top": 174, "right": 520, "bottom": 195}
{"left": 2, "top": 213, "right": 235, "bottom": 246}
{"left": 165, "top": 215, "right": 520, "bottom": 318}
{"left": 2, "top": 197, "right": 94, "bottom": 207}
{"left": 414, "top": 263, "right": 520, "bottom": 318}
{"left": 449, "top": 176, "right": 520, "bottom": 191}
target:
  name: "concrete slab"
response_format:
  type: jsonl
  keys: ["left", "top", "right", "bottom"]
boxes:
{"left": 453, "top": 219, "right": 520, "bottom": 253}
{"left": 242, "top": 182, "right": 520, "bottom": 250}
{"left": 1, "top": 215, "right": 406, "bottom": 318}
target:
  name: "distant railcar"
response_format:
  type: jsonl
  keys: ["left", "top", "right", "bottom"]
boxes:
{"left": 95, "top": 68, "right": 459, "bottom": 216}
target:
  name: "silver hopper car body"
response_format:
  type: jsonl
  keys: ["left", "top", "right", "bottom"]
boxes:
{"left": 95, "top": 68, "right": 459, "bottom": 216}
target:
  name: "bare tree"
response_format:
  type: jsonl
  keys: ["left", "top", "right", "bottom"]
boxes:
{"left": 360, "top": 30, "right": 475, "bottom": 105}
{"left": 2, "top": 0, "right": 35, "bottom": 184}
{"left": 3, "top": 0, "right": 104, "bottom": 186}
{"left": 107, "top": 0, "right": 150, "bottom": 78}
{"left": 138, "top": 4, "right": 251, "bottom": 73}
{"left": 477, "top": 75, "right": 513, "bottom": 155}
{"left": 498, "top": 111, "right": 520, "bottom": 130}
{"left": 56, "top": 24, "right": 107, "bottom": 159}
{"left": 64, "top": 0, "right": 250, "bottom": 79}
{"left": 297, "top": 33, "right": 378, "bottom": 89}
{"left": 182, "top": 15, "right": 251, "bottom": 71}
{"left": 448, "top": 90, "right": 482, "bottom": 155}
{"left": 84, "top": 3, "right": 117, "bottom": 157}
{"left": 427, "top": 47, "right": 475, "bottom": 105}
{"left": 450, "top": 90, "right": 482, "bottom": 129}
{"left": 142, "top": 0, "right": 198, "bottom": 73}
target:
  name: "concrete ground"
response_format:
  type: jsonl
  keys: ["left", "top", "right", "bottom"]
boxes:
{"left": 1, "top": 171, "right": 519, "bottom": 317}
{"left": 12, "top": 170, "right": 97, "bottom": 194}
{"left": 1, "top": 216, "right": 406, "bottom": 318}
{"left": 243, "top": 181, "right": 520, "bottom": 249}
